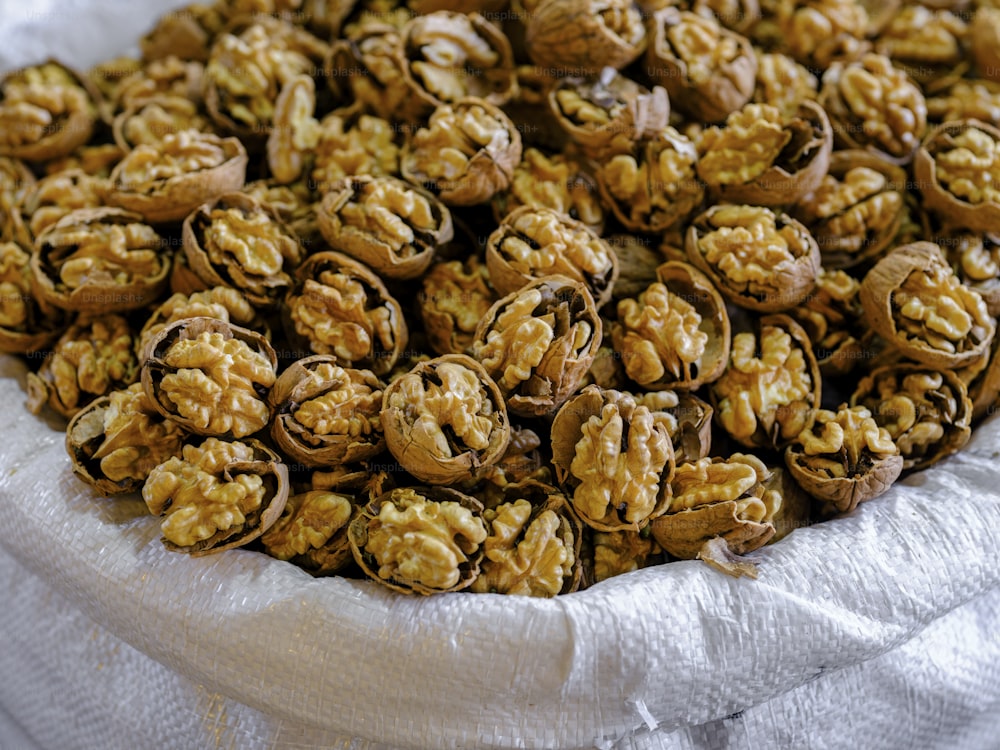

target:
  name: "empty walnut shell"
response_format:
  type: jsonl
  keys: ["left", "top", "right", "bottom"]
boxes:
{"left": 142, "top": 435, "right": 290, "bottom": 556}
{"left": 784, "top": 403, "right": 904, "bottom": 517}
{"left": 269, "top": 354, "right": 386, "bottom": 470}
{"left": 29, "top": 207, "right": 171, "bottom": 315}
{"left": 381, "top": 353, "right": 511, "bottom": 485}
{"left": 259, "top": 489, "right": 360, "bottom": 576}
{"left": 859, "top": 241, "right": 996, "bottom": 369}
{"left": 471, "top": 274, "right": 603, "bottom": 418}
{"left": 348, "top": 485, "right": 488, "bottom": 595}
{"left": 850, "top": 362, "right": 973, "bottom": 471}
{"left": 469, "top": 479, "right": 584, "bottom": 597}
{"left": 106, "top": 129, "right": 248, "bottom": 224}
{"left": 141, "top": 316, "right": 279, "bottom": 439}
{"left": 610, "top": 260, "right": 731, "bottom": 392}
{"left": 550, "top": 385, "right": 675, "bottom": 532}
{"left": 649, "top": 452, "right": 780, "bottom": 579}
{"left": 316, "top": 174, "right": 453, "bottom": 280}
{"left": 64, "top": 382, "right": 188, "bottom": 496}
{"left": 913, "top": 119, "right": 1000, "bottom": 235}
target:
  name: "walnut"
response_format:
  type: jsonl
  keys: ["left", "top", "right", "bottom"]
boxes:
{"left": 398, "top": 11, "right": 517, "bottom": 118}
{"left": 137, "top": 285, "right": 263, "bottom": 361}
{"left": 310, "top": 110, "right": 402, "bottom": 191}
{"left": 972, "top": 6, "right": 1000, "bottom": 84}
{"left": 29, "top": 207, "right": 169, "bottom": 314}
{"left": 873, "top": 4, "right": 969, "bottom": 89}
{"left": 381, "top": 353, "right": 510, "bottom": 484}
{"left": 491, "top": 147, "right": 605, "bottom": 235}
{"left": 64, "top": 382, "right": 188, "bottom": 496}
{"left": 850, "top": 363, "right": 972, "bottom": 471}
{"left": 111, "top": 56, "right": 204, "bottom": 112}
{"left": 913, "top": 120, "right": 1000, "bottom": 235}
{"left": 282, "top": 250, "right": 409, "bottom": 376}
{"left": 524, "top": 0, "right": 647, "bottom": 75}
{"left": 686, "top": 0, "right": 761, "bottom": 33}
{"left": 269, "top": 354, "right": 386, "bottom": 468}
{"left": 649, "top": 452, "right": 781, "bottom": 578}
{"left": 467, "top": 426, "right": 553, "bottom": 508}
{"left": 242, "top": 177, "right": 323, "bottom": 251}
{"left": 203, "top": 18, "right": 329, "bottom": 139}
{"left": 348, "top": 485, "right": 488, "bottom": 594}
{"left": 547, "top": 68, "right": 670, "bottom": 160}
{"left": 784, "top": 403, "right": 903, "bottom": 517}
{"left": 934, "top": 230, "right": 1000, "bottom": 317}
{"left": 584, "top": 527, "right": 660, "bottom": 585}
{"left": 709, "top": 314, "right": 821, "bottom": 451}
{"left": 182, "top": 190, "right": 306, "bottom": 309}
{"left": 25, "top": 313, "right": 139, "bottom": 419}
{"left": 696, "top": 100, "right": 833, "bottom": 206}
{"left": 0, "top": 61, "right": 98, "bottom": 162}
{"left": 610, "top": 260, "right": 731, "bottom": 392}
{"left": 773, "top": 0, "right": 871, "bottom": 69}
{"left": 926, "top": 79, "right": 1000, "bottom": 128}
{"left": 753, "top": 51, "right": 819, "bottom": 119}
{"left": 259, "top": 489, "right": 358, "bottom": 575}
{"left": 793, "top": 149, "right": 908, "bottom": 270}
{"left": 0, "top": 240, "right": 66, "bottom": 355}
{"left": 140, "top": 4, "right": 228, "bottom": 63}
{"left": 470, "top": 481, "right": 583, "bottom": 597}
{"left": 141, "top": 316, "right": 278, "bottom": 438}
{"left": 685, "top": 204, "right": 821, "bottom": 312}
{"left": 316, "top": 174, "right": 453, "bottom": 280}
{"left": 325, "top": 25, "right": 413, "bottom": 123}
{"left": 550, "top": 385, "right": 675, "bottom": 531}
{"left": 819, "top": 53, "right": 927, "bottom": 165}
{"left": 400, "top": 97, "right": 523, "bottom": 206}
{"left": 859, "top": 241, "right": 996, "bottom": 369}
{"left": 471, "top": 275, "right": 603, "bottom": 417}
{"left": 112, "top": 95, "right": 213, "bottom": 152}
{"left": 11, "top": 169, "right": 107, "bottom": 246}
{"left": 418, "top": 255, "right": 498, "bottom": 356}
{"left": 0, "top": 157, "right": 36, "bottom": 243}
{"left": 645, "top": 8, "right": 757, "bottom": 123}
{"left": 142, "top": 436, "right": 289, "bottom": 555}
{"left": 266, "top": 74, "right": 322, "bottom": 185}
{"left": 786, "top": 268, "right": 867, "bottom": 379}
{"left": 106, "top": 129, "right": 248, "bottom": 224}
{"left": 594, "top": 126, "right": 704, "bottom": 234}
{"left": 485, "top": 205, "right": 618, "bottom": 309}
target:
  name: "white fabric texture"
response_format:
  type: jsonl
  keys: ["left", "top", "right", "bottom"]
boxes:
{"left": 1, "top": 2, "right": 1000, "bottom": 746}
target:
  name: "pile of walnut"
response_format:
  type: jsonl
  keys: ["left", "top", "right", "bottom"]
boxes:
{"left": 3, "top": 0, "right": 1000, "bottom": 595}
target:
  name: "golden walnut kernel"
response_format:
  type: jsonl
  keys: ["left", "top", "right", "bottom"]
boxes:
{"left": 819, "top": 53, "right": 927, "bottom": 165}
{"left": 470, "top": 484, "right": 581, "bottom": 597}
{"left": 926, "top": 78, "right": 1000, "bottom": 127}
{"left": 710, "top": 314, "right": 820, "bottom": 451}
{"left": 860, "top": 241, "right": 995, "bottom": 369}
{"left": 913, "top": 120, "right": 1000, "bottom": 235}
{"left": 29, "top": 207, "right": 169, "bottom": 314}
{"left": 787, "top": 268, "right": 867, "bottom": 379}
{"left": 283, "top": 250, "right": 408, "bottom": 376}
{"left": 26, "top": 313, "right": 139, "bottom": 419}
{"left": 936, "top": 230, "right": 1000, "bottom": 317}
{"left": 550, "top": 385, "right": 675, "bottom": 532}
{"left": 381, "top": 353, "right": 511, "bottom": 485}
{"left": 65, "top": 382, "right": 188, "bottom": 496}
{"left": 525, "top": 0, "right": 648, "bottom": 76}
{"left": 485, "top": 205, "right": 618, "bottom": 309}
{"left": 325, "top": 24, "right": 412, "bottom": 123}
{"left": 784, "top": 403, "right": 903, "bottom": 516}
{"left": 310, "top": 111, "right": 402, "bottom": 190}
{"left": 471, "top": 275, "right": 603, "bottom": 417}
{"left": 586, "top": 528, "right": 660, "bottom": 585}
{"left": 349, "top": 485, "right": 488, "bottom": 595}
{"left": 112, "top": 95, "right": 213, "bottom": 151}
{"left": 645, "top": 8, "right": 757, "bottom": 124}
{"left": 793, "top": 149, "right": 908, "bottom": 269}
{"left": 269, "top": 354, "right": 386, "bottom": 469}
{"left": 650, "top": 452, "right": 781, "bottom": 579}
{"left": 0, "top": 156, "right": 34, "bottom": 242}
{"left": 696, "top": 100, "right": 833, "bottom": 206}
{"left": 142, "top": 436, "right": 289, "bottom": 555}
{"left": 267, "top": 74, "right": 322, "bottom": 185}
{"left": 260, "top": 489, "right": 357, "bottom": 575}
{"left": 182, "top": 190, "right": 306, "bottom": 309}
{"left": 611, "top": 260, "right": 731, "bottom": 392}
{"left": 753, "top": 51, "right": 819, "bottom": 119}
{"left": 141, "top": 317, "right": 278, "bottom": 438}
{"left": 106, "top": 129, "right": 249, "bottom": 224}
{"left": 12, "top": 168, "right": 106, "bottom": 245}
{"left": 686, "top": 204, "right": 821, "bottom": 312}
{"left": 0, "top": 240, "right": 65, "bottom": 355}
{"left": 595, "top": 126, "right": 704, "bottom": 234}
{"left": 850, "top": 363, "right": 973, "bottom": 471}
{"left": 401, "top": 97, "right": 523, "bottom": 206}
{"left": 317, "top": 174, "right": 453, "bottom": 280}
{"left": 774, "top": 0, "right": 870, "bottom": 70}
{"left": 873, "top": 4, "right": 969, "bottom": 87}
{"left": 418, "top": 255, "right": 498, "bottom": 356}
